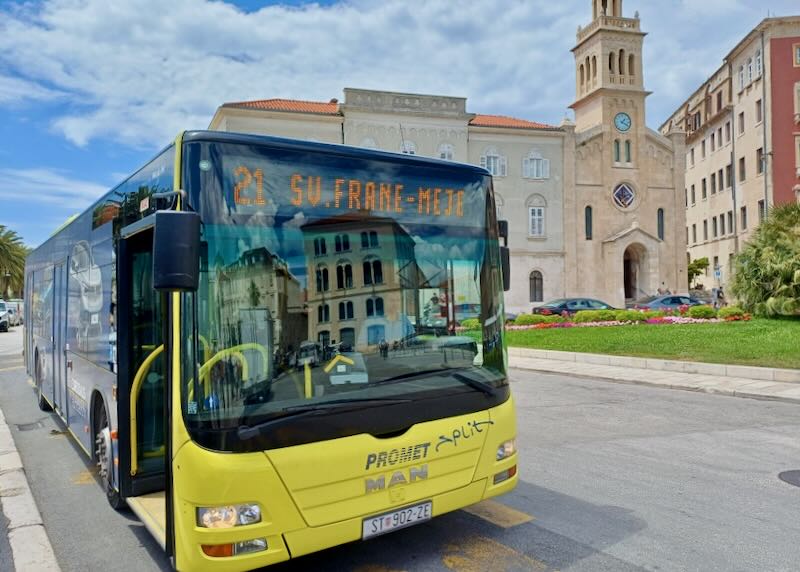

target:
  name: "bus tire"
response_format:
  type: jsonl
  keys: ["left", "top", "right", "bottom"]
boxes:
{"left": 94, "top": 401, "right": 126, "bottom": 511}
{"left": 34, "top": 351, "right": 52, "bottom": 412}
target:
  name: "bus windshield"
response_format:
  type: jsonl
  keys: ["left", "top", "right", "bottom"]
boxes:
{"left": 181, "top": 136, "right": 507, "bottom": 451}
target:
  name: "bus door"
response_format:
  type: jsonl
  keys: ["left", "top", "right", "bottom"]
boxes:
{"left": 117, "top": 222, "right": 168, "bottom": 501}
{"left": 52, "top": 261, "right": 68, "bottom": 415}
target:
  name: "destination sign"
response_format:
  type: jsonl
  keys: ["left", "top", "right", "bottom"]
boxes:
{"left": 231, "top": 164, "right": 467, "bottom": 219}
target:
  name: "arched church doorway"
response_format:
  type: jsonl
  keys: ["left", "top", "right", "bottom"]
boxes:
{"left": 623, "top": 243, "right": 648, "bottom": 300}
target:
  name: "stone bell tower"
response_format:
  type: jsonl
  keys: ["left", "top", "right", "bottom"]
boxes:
{"left": 564, "top": 0, "right": 687, "bottom": 306}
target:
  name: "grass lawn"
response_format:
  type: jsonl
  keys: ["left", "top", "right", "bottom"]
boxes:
{"left": 502, "top": 319, "right": 800, "bottom": 369}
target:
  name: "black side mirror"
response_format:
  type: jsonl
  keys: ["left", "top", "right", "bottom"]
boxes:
{"left": 501, "top": 246, "right": 510, "bottom": 292}
{"left": 153, "top": 210, "right": 200, "bottom": 291}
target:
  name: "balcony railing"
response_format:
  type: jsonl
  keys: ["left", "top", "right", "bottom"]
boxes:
{"left": 577, "top": 15, "right": 640, "bottom": 42}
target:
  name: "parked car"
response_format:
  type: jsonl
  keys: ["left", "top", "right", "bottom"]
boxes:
{"left": 626, "top": 295, "right": 705, "bottom": 311}
{"left": 532, "top": 298, "right": 617, "bottom": 316}
{"left": 7, "top": 308, "right": 21, "bottom": 327}
{"left": 0, "top": 301, "right": 9, "bottom": 332}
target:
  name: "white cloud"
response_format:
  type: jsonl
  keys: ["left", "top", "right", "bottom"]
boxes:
{"left": 0, "top": 167, "right": 108, "bottom": 206}
{"left": 0, "top": 0, "right": 798, "bottom": 148}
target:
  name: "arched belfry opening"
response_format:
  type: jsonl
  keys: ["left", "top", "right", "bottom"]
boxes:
{"left": 593, "top": 0, "right": 622, "bottom": 19}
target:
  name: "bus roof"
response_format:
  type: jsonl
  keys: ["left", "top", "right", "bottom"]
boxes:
{"left": 182, "top": 130, "right": 491, "bottom": 177}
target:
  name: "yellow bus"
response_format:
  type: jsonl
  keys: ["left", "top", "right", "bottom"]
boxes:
{"left": 25, "top": 130, "right": 516, "bottom": 570}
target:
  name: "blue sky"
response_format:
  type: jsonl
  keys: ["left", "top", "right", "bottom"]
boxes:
{"left": 1, "top": 0, "right": 798, "bottom": 247}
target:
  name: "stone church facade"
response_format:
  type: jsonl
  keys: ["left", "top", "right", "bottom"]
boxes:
{"left": 208, "top": 0, "right": 686, "bottom": 312}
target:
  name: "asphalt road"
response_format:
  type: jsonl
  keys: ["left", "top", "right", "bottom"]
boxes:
{"left": 1, "top": 326, "right": 800, "bottom": 571}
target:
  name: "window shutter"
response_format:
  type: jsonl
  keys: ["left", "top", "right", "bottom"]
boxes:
{"left": 542, "top": 159, "right": 550, "bottom": 179}
{"left": 500, "top": 156, "right": 507, "bottom": 177}
{"left": 480, "top": 155, "right": 487, "bottom": 169}
{"left": 522, "top": 158, "right": 530, "bottom": 178}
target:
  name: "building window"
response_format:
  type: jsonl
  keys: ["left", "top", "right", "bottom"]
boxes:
{"left": 727, "top": 211, "right": 734, "bottom": 234}
{"left": 366, "top": 297, "right": 384, "bottom": 317}
{"left": 689, "top": 147, "right": 695, "bottom": 166}
{"left": 529, "top": 271, "right": 544, "bottom": 303}
{"left": 718, "top": 168, "right": 724, "bottom": 192}
{"left": 338, "top": 301, "right": 354, "bottom": 320}
{"left": 400, "top": 140, "right": 417, "bottom": 155}
{"left": 523, "top": 150, "right": 550, "bottom": 179}
{"left": 726, "top": 164, "right": 733, "bottom": 188}
{"left": 738, "top": 112, "right": 745, "bottom": 135}
{"left": 703, "top": 219, "right": 708, "bottom": 241}
{"left": 795, "top": 43, "right": 800, "bottom": 66}
{"left": 528, "top": 207, "right": 545, "bottom": 237}
{"left": 756, "top": 148, "right": 765, "bottom": 175}
{"left": 692, "top": 224, "right": 697, "bottom": 244}
{"left": 702, "top": 178, "right": 707, "bottom": 200}
{"left": 685, "top": 188, "right": 688, "bottom": 207}
{"left": 318, "top": 330, "right": 330, "bottom": 346}
{"left": 367, "top": 325, "right": 385, "bottom": 346}
{"left": 710, "top": 132, "right": 715, "bottom": 152}
{"left": 438, "top": 143, "right": 454, "bottom": 160}
{"left": 758, "top": 199, "right": 766, "bottom": 222}
{"left": 701, "top": 140, "right": 706, "bottom": 158}
{"left": 716, "top": 91, "right": 723, "bottom": 112}
{"left": 360, "top": 231, "right": 378, "bottom": 249}
{"left": 747, "top": 58, "right": 753, "bottom": 84}
{"left": 613, "top": 183, "right": 636, "bottom": 209}
{"left": 624, "top": 140, "right": 632, "bottom": 163}
{"left": 713, "top": 217, "right": 718, "bottom": 238}
{"left": 711, "top": 173, "right": 717, "bottom": 194}
{"left": 756, "top": 99, "right": 763, "bottom": 124}
{"left": 741, "top": 206, "right": 748, "bottom": 230}
{"left": 720, "top": 213, "right": 726, "bottom": 235}
{"left": 738, "top": 65, "right": 745, "bottom": 91}
{"left": 480, "top": 147, "right": 507, "bottom": 177}
{"left": 334, "top": 234, "right": 350, "bottom": 252}
{"left": 629, "top": 54, "right": 635, "bottom": 77}
{"left": 725, "top": 121, "right": 731, "bottom": 142}
{"left": 755, "top": 49, "right": 763, "bottom": 77}
{"left": 317, "top": 304, "right": 330, "bottom": 324}
{"left": 336, "top": 261, "right": 353, "bottom": 289}
{"left": 614, "top": 139, "right": 621, "bottom": 162}
{"left": 739, "top": 157, "right": 746, "bottom": 181}
{"left": 362, "top": 257, "right": 383, "bottom": 285}
{"left": 339, "top": 327, "right": 355, "bottom": 347}
{"left": 691, "top": 184, "right": 696, "bottom": 204}
{"left": 316, "top": 265, "right": 329, "bottom": 292}
{"left": 657, "top": 208, "right": 665, "bottom": 240}
{"left": 585, "top": 206, "right": 593, "bottom": 240}
{"left": 313, "top": 237, "right": 327, "bottom": 256}
{"left": 717, "top": 127, "right": 723, "bottom": 147}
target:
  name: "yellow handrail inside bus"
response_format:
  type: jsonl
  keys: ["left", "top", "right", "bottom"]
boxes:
{"left": 130, "top": 344, "right": 164, "bottom": 476}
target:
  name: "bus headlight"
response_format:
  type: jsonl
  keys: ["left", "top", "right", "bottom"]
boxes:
{"left": 197, "top": 503, "right": 262, "bottom": 528}
{"left": 496, "top": 439, "right": 516, "bottom": 461}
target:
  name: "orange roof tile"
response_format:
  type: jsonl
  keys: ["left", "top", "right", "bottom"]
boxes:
{"left": 469, "top": 114, "right": 557, "bottom": 130}
{"left": 223, "top": 98, "right": 341, "bottom": 115}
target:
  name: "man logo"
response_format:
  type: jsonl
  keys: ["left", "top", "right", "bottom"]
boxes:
{"left": 365, "top": 464, "right": 428, "bottom": 493}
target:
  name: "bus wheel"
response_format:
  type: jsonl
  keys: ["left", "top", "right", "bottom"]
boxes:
{"left": 35, "top": 354, "right": 52, "bottom": 412}
{"left": 94, "top": 403, "right": 125, "bottom": 510}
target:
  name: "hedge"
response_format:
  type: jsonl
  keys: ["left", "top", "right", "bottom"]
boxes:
{"left": 717, "top": 306, "right": 744, "bottom": 319}
{"left": 460, "top": 318, "right": 480, "bottom": 330}
{"left": 688, "top": 305, "right": 717, "bottom": 319}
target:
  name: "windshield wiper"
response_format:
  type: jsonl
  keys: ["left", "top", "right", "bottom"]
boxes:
{"left": 237, "top": 398, "right": 411, "bottom": 440}
{"left": 373, "top": 368, "right": 498, "bottom": 397}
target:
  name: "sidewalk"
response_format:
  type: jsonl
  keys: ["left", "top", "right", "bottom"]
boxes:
{"left": 508, "top": 348, "right": 800, "bottom": 404}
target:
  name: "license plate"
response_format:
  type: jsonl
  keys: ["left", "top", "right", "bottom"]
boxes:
{"left": 362, "top": 501, "right": 432, "bottom": 539}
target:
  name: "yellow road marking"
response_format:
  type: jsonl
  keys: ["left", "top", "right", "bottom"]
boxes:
{"left": 323, "top": 353, "right": 354, "bottom": 373}
{"left": 462, "top": 500, "right": 534, "bottom": 529}
{"left": 0, "top": 365, "right": 24, "bottom": 372}
{"left": 442, "top": 535, "right": 547, "bottom": 572}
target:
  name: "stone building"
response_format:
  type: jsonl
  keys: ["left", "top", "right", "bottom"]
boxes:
{"left": 660, "top": 17, "right": 800, "bottom": 291}
{"left": 209, "top": 0, "right": 686, "bottom": 312}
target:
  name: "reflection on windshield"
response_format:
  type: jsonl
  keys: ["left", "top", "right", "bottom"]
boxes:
{"left": 181, "top": 141, "right": 506, "bottom": 429}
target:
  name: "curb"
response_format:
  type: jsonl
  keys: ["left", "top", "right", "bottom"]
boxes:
{"left": 0, "top": 407, "right": 61, "bottom": 572}
{"left": 508, "top": 356, "right": 800, "bottom": 405}
{"left": 507, "top": 347, "right": 800, "bottom": 383}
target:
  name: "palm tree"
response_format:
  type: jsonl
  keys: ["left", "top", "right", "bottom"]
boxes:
{"left": 731, "top": 203, "right": 800, "bottom": 316}
{"left": 0, "top": 225, "right": 28, "bottom": 298}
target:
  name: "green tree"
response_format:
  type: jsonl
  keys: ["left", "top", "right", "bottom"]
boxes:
{"left": 687, "top": 257, "right": 709, "bottom": 288}
{"left": 0, "top": 225, "right": 28, "bottom": 298}
{"left": 731, "top": 203, "right": 800, "bottom": 316}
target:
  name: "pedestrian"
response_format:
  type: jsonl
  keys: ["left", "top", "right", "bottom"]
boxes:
{"left": 717, "top": 287, "right": 726, "bottom": 308}
{"left": 379, "top": 339, "right": 388, "bottom": 359}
